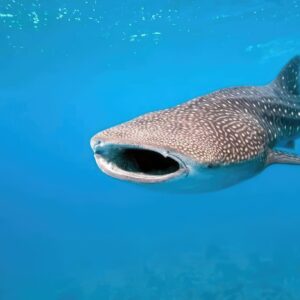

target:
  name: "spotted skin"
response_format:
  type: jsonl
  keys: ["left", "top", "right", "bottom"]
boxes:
{"left": 96, "top": 57, "right": 300, "bottom": 167}
{"left": 91, "top": 56, "right": 300, "bottom": 191}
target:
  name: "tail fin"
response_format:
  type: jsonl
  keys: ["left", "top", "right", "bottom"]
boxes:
{"left": 270, "top": 56, "right": 300, "bottom": 96}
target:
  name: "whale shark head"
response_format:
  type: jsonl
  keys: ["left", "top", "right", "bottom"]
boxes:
{"left": 90, "top": 104, "right": 265, "bottom": 192}
{"left": 90, "top": 108, "right": 209, "bottom": 184}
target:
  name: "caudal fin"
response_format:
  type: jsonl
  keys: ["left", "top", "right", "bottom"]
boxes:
{"left": 271, "top": 56, "right": 300, "bottom": 96}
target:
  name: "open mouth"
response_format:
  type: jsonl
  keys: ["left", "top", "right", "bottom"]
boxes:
{"left": 92, "top": 143, "right": 187, "bottom": 183}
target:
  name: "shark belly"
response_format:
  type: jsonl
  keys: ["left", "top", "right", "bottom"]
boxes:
{"left": 138, "top": 155, "right": 267, "bottom": 193}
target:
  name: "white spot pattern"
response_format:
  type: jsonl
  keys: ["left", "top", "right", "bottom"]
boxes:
{"left": 96, "top": 56, "right": 300, "bottom": 166}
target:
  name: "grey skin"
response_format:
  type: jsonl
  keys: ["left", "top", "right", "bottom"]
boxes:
{"left": 91, "top": 56, "right": 300, "bottom": 192}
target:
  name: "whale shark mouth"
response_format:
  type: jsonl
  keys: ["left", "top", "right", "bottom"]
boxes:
{"left": 92, "top": 143, "right": 187, "bottom": 183}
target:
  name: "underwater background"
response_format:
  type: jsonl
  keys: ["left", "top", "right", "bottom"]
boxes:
{"left": 1, "top": 0, "right": 300, "bottom": 299}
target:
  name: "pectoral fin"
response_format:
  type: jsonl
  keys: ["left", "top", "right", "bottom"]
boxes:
{"left": 267, "top": 150, "right": 300, "bottom": 165}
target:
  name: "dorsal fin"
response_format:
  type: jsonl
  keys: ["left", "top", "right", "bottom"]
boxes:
{"left": 270, "top": 56, "right": 300, "bottom": 96}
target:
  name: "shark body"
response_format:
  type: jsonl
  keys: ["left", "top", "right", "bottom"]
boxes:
{"left": 91, "top": 56, "right": 300, "bottom": 192}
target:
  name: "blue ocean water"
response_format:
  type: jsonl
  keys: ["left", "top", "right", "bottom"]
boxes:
{"left": 1, "top": 0, "right": 300, "bottom": 299}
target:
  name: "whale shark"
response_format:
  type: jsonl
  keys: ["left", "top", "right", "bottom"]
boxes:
{"left": 91, "top": 56, "right": 300, "bottom": 192}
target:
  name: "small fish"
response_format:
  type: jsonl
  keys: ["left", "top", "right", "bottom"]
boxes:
{"left": 91, "top": 56, "right": 300, "bottom": 192}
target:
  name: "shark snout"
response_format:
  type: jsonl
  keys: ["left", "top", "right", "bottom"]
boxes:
{"left": 90, "top": 136, "right": 102, "bottom": 152}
